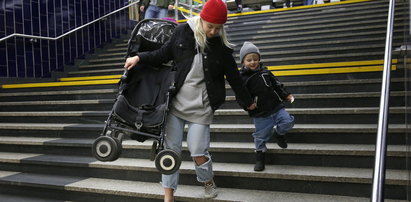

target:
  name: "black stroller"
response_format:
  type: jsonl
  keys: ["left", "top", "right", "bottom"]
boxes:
{"left": 92, "top": 19, "right": 181, "bottom": 175}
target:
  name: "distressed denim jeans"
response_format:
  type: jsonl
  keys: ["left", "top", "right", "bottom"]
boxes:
{"left": 161, "top": 113, "right": 214, "bottom": 190}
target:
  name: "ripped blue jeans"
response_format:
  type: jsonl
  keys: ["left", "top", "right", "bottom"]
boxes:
{"left": 161, "top": 113, "right": 214, "bottom": 191}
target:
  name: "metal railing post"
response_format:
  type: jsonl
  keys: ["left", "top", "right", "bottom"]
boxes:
{"left": 175, "top": 1, "right": 179, "bottom": 21}
{"left": 371, "top": 0, "right": 396, "bottom": 201}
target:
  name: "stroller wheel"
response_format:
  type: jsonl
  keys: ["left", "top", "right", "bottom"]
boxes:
{"left": 155, "top": 149, "right": 181, "bottom": 175}
{"left": 113, "top": 137, "right": 123, "bottom": 159}
{"left": 92, "top": 136, "right": 119, "bottom": 162}
{"left": 113, "top": 131, "right": 124, "bottom": 159}
{"left": 149, "top": 140, "right": 158, "bottom": 161}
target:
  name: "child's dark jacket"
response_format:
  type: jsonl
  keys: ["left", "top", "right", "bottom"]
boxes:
{"left": 240, "top": 64, "right": 290, "bottom": 117}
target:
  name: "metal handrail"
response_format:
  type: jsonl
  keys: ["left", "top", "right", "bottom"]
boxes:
{"left": 371, "top": 0, "right": 396, "bottom": 201}
{"left": 174, "top": 0, "right": 204, "bottom": 21}
{"left": 0, "top": 1, "right": 139, "bottom": 43}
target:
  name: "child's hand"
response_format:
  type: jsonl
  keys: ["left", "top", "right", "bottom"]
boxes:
{"left": 286, "top": 95, "right": 295, "bottom": 103}
{"left": 247, "top": 103, "right": 257, "bottom": 110}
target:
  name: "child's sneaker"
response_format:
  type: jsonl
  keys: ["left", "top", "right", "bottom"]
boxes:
{"left": 204, "top": 181, "right": 218, "bottom": 198}
{"left": 274, "top": 131, "right": 288, "bottom": 149}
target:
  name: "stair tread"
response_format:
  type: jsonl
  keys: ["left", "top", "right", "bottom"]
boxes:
{"left": 0, "top": 107, "right": 408, "bottom": 116}
{"left": 0, "top": 193, "right": 62, "bottom": 202}
{"left": 0, "top": 153, "right": 407, "bottom": 185}
{"left": 0, "top": 137, "right": 407, "bottom": 156}
{"left": 0, "top": 122, "right": 407, "bottom": 132}
{"left": 0, "top": 89, "right": 117, "bottom": 97}
{"left": 0, "top": 91, "right": 408, "bottom": 105}
{"left": 0, "top": 170, "right": 380, "bottom": 202}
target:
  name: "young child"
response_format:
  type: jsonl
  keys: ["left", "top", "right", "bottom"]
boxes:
{"left": 239, "top": 41, "right": 295, "bottom": 171}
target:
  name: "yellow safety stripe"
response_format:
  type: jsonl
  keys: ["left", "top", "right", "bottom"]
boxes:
{"left": 2, "top": 79, "right": 119, "bottom": 89}
{"left": 59, "top": 75, "right": 122, "bottom": 81}
{"left": 267, "top": 59, "right": 398, "bottom": 71}
{"left": 176, "top": 0, "right": 373, "bottom": 22}
{"left": 273, "top": 65, "right": 397, "bottom": 76}
{"left": 1, "top": 59, "right": 398, "bottom": 89}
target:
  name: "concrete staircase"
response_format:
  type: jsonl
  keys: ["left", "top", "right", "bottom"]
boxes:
{"left": 0, "top": 0, "right": 409, "bottom": 201}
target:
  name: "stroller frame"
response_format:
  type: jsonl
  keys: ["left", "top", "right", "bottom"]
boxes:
{"left": 92, "top": 19, "right": 181, "bottom": 175}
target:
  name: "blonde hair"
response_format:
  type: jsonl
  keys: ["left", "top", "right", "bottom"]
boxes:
{"left": 191, "top": 16, "right": 233, "bottom": 54}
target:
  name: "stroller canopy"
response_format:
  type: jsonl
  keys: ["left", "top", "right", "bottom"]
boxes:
{"left": 126, "top": 19, "right": 178, "bottom": 57}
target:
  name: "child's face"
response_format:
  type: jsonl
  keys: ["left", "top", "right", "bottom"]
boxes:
{"left": 243, "top": 53, "right": 260, "bottom": 70}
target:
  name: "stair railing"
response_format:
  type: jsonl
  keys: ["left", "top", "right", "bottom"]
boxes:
{"left": 371, "top": 0, "right": 396, "bottom": 201}
{"left": 0, "top": 1, "right": 139, "bottom": 43}
{"left": 174, "top": 0, "right": 204, "bottom": 21}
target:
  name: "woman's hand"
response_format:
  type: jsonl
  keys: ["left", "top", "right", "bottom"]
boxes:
{"left": 247, "top": 103, "right": 257, "bottom": 110}
{"left": 286, "top": 94, "right": 295, "bottom": 103}
{"left": 124, "top": 56, "right": 140, "bottom": 70}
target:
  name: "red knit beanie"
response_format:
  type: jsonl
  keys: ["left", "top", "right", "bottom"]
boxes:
{"left": 200, "top": 0, "right": 228, "bottom": 24}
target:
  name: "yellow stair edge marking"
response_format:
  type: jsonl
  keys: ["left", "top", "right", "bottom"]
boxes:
{"left": 178, "top": 0, "right": 372, "bottom": 23}
{"left": 59, "top": 75, "right": 122, "bottom": 82}
{"left": 273, "top": 65, "right": 397, "bottom": 76}
{"left": 2, "top": 79, "right": 120, "bottom": 89}
{"left": 192, "top": 0, "right": 203, "bottom": 4}
{"left": 267, "top": 59, "right": 398, "bottom": 71}
{"left": 229, "top": 0, "right": 373, "bottom": 17}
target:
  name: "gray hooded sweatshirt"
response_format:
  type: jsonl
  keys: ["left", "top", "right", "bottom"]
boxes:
{"left": 169, "top": 17, "right": 214, "bottom": 124}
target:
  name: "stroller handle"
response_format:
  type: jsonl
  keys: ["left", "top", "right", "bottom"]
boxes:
{"left": 121, "top": 70, "right": 128, "bottom": 82}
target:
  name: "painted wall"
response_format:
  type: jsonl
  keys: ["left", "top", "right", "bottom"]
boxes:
{"left": 0, "top": 0, "right": 130, "bottom": 78}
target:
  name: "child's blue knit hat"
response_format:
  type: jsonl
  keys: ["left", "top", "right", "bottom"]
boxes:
{"left": 240, "top": 41, "right": 260, "bottom": 63}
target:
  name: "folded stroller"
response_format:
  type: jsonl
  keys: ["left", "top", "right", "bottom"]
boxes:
{"left": 92, "top": 19, "right": 181, "bottom": 175}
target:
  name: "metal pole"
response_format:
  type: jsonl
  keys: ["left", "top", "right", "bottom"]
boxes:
{"left": 189, "top": 0, "right": 193, "bottom": 17}
{"left": 175, "top": 1, "right": 179, "bottom": 21}
{"left": 371, "top": 0, "right": 395, "bottom": 201}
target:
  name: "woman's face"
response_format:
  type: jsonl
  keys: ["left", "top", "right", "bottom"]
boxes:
{"left": 201, "top": 20, "right": 223, "bottom": 38}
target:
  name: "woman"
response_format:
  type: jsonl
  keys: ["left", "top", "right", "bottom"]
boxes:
{"left": 124, "top": 0, "right": 256, "bottom": 200}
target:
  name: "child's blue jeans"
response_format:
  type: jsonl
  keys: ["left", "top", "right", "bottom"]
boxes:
{"left": 161, "top": 113, "right": 214, "bottom": 191}
{"left": 252, "top": 108, "right": 295, "bottom": 152}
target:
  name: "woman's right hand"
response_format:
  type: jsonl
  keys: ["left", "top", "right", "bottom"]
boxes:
{"left": 124, "top": 56, "right": 140, "bottom": 70}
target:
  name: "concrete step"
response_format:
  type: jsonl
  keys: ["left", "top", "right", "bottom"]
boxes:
{"left": 227, "top": 10, "right": 407, "bottom": 35}
{"left": 0, "top": 154, "right": 407, "bottom": 199}
{"left": 0, "top": 138, "right": 408, "bottom": 169}
{"left": 1, "top": 170, "right": 389, "bottom": 202}
{"left": 226, "top": 1, "right": 404, "bottom": 29}
{"left": 63, "top": 67, "right": 399, "bottom": 84}
{"left": 221, "top": 91, "right": 408, "bottom": 108}
{"left": 86, "top": 37, "right": 402, "bottom": 66}
{"left": 0, "top": 91, "right": 408, "bottom": 111}
{"left": 0, "top": 193, "right": 63, "bottom": 202}
{"left": 0, "top": 123, "right": 407, "bottom": 145}
{"left": 0, "top": 107, "right": 407, "bottom": 125}
{"left": 0, "top": 82, "right": 118, "bottom": 93}
{"left": 0, "top": 89, "right": 117, "bottom": 102}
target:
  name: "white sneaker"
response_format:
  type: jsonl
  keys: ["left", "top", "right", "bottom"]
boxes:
{"left": 204, "top": 181, "right": 218, "bottom": 198}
